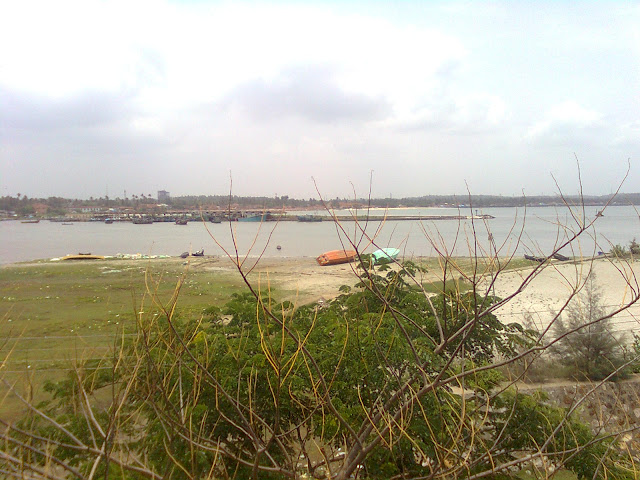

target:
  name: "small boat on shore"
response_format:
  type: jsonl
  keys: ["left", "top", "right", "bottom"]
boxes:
{"left": 372, "top": 247, "right": 400, "bottom": 264}
{"left": 105, "top": 218, "right": 114, "bottom": 224}
{"left": 175, "top": 218, "right": 188, "bottom": 225}
{"left": 21, "top": 219, "right": 40, "bottom": 223}
{"left": 316, "top": 249, "right": 357, "bottom": 266}
{"left": 62, "top": 222, "right": 74, "bottom": 225}
{"left": 62, "top": 253, "right": 105, "bottom": 261}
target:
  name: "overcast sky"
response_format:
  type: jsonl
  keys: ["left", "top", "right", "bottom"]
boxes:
{"left": 1, "top": 1, "right": 639, "bottom": 200}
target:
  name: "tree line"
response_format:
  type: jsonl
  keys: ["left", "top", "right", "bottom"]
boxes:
{"left": 3, "top": 192, "right": 640, "bottom": 215}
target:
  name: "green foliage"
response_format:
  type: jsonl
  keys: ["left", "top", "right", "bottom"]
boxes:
{"left": 610, "top": 244, "right": 628, "bottom": 257}
{"left": 610, "top": 238, "right": 640, "bottom": 258}
{"left": 552, "top": 273, "right": 628, "bottom": 381}
{"left": 4, "top": 259, "right": 632, "bottom": 480}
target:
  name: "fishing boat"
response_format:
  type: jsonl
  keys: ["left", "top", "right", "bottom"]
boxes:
{"left": 316, "top": 249, "right": 357, "bottom": 266}
{"left": 105, "top": 218, "right": 114, "bottom": 224}
{"left": 21, "top": 219, "right": 40, "bottom": 223}
{"left": 372, "top": 247, "right": 400, "bottom": 264}
{"left": 210, "top": 216, "right": 222, "bottom": 223}
{"left": 175, "top": 218, "right": 188, "bottom": 225}
{"left": 62, "top": 253, "right": 105, "bottom": 261}
{"left": 238, "top": 213, "right": 268, "bottom": 222}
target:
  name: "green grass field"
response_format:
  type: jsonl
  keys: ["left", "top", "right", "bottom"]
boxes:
{"left": 0, "top": 258, "right": 250, "bottom": 416}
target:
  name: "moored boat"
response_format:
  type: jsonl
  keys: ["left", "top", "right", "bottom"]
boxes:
{"left": 62, "top": 253, "right": 105, "bottom": 261}
{"left": 175, "top": 218, "right": 188, "bottom": 225}
{"left": 132, "top": 218, "right": 153, "bottom": 224}
{"left": 238, "top": 213, "right": 268, "bottom": 222}
{"left": 372, "top": 247, "right": 400, "bottom": 264}
{"left": 316, "top": 249, "right": 357, "bottom": 266}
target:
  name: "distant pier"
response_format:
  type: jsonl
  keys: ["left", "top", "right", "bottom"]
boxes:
{"left": 43, "top": 212, "right": 495, "bottom": 223}
{"left": 272, "top": 214, "right": 495, "bottom": 222}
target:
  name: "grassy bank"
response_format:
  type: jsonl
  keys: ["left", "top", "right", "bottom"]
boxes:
{"left": 0, "top": 257, "right": 252, "bottom": 416}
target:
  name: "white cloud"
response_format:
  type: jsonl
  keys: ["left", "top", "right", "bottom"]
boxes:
{"left": 0, "top": 1, "right": 467, "bottom": 116}
{"left": 526, "top": 101, "right": 601, "bottom": 141}
{"left": 1, "top": 1, "right": 639, "bottom": 198}
{"left": 384, "top": 92, "right": 508, "bottom": 133}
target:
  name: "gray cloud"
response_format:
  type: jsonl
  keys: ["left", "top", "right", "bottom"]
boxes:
{"left": 220, "top": 66, "right": 391, "bottom": 124}
{"left": 0, "top": 88, "right": 135, "bottom": 131}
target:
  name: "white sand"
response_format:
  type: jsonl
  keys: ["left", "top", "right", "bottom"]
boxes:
{"left": 492, "top": 257, "right": 640, "bottom": 334}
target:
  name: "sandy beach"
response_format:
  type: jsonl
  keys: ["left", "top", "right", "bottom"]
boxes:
{"left": 187, "top": 254, "right": 640, "bottom": 334}
{"left": 491, "top": 257, "right": 640, "bottom": 333}
{"left": 10, "top": 253, "right": 640, "bottom": 335}
{"left": 189, "top": 256, "right": 361, "bottom": 305}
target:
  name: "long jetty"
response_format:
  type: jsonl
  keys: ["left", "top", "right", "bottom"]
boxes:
{"left": 44, "top": 213, "right": 495, "bottom": 223}
{"left": 273, "top": 214, "right": 494, "bottom": 222}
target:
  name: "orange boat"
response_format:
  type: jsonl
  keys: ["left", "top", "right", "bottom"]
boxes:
{"left": 316, "top": 249, "right": 357, "bottom": 266}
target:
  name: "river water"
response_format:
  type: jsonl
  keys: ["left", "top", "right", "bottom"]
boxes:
{"left": 2, "top": 206, "right": 639, "bottom": 265}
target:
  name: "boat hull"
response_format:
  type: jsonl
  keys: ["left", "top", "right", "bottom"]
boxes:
{"left": 62, "top": 254, "right": 105, "bottom": 261}
{"left": 238, "top": 214, "right": 268, "bottom": 222}
{"left": 316, "top": 249, "right": 357, "bottom": 266}
{"left": 372, "top": 247, "right": 400, "bottom": 264}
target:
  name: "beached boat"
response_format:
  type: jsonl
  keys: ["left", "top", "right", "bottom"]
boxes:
{"left": 62, "top": 253, "right": 105, "bottom": 261}
{"left": 21, "top": 219, "right": 40, "bottom": 223}
{"left": 210, "top": 216, "right": 222, "bottom": 223}
{"left": 372, "top": 247, "right": 400, "bottom": 264}
{"left": 316, "top": 249, "right": 357, "bottom": 266}
{"left": 175, "top": 218, "right": 188, "bottom": 225}
{"left": 105, "top": 218, "right": 114, "bottom": 224}
{"left": 238, "top": 213, "right": 268, "bottom": 222}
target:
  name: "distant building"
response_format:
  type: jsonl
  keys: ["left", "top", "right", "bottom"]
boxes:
{"left": 158, "top": 190, "right": 170, "bottom": 203}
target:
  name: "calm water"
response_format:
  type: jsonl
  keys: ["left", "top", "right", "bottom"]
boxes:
{"left": 2, "top": 206, "right": 640, "bottom": 265}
